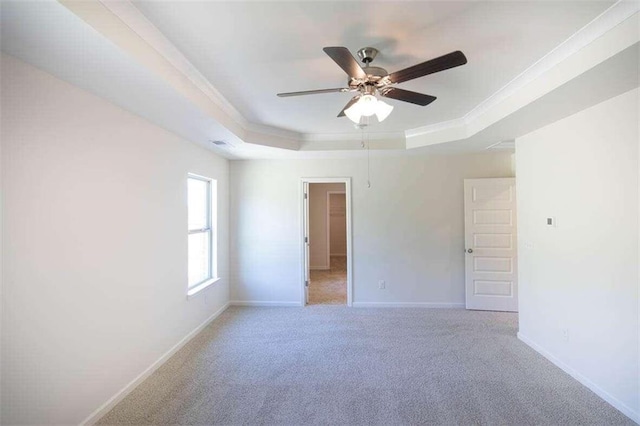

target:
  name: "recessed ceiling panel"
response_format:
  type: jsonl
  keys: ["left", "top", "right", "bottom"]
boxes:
{"left": 133, "top": 1, "right": 613, "bottom": 136}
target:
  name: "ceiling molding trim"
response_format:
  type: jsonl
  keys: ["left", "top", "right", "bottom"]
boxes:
{"left": 244, "top": 122, "right": 303, "bottom": 142}
{"left": 298, "top": 138, "right": 406, "bottom": 152}
{"left": 404, "top": 1, "right": 639, "bottom": 140}
{"left": 404, "top": 117, "right": 465, "bottom": 139}
{"left": 485, "top": 140, "right": 515, "bottom": 151}
{"left": 301, "top": 131, "right": 405, "bottom": 143}
{"left": 99, "top": 0, "right": 305, "bottom": 146}
{"left": 98, "top": 0, "right": 248, "bottom": 127}
{"left": 93, "top": 0, "right": 400, "bottom": 148}
{"left": 405, "top": 7, "right": 639, "bottom": 149}
{"left": 463, "top": 0, "right": 638, "bottom": 124}
{"left": 58, "top": 0, "right": 243, "bottom": 137}
{"left": 61, "top": 0, "right": 638, "bottom": 154}
{"left": 60, "top": 0, "right": 302, "bottom": 151}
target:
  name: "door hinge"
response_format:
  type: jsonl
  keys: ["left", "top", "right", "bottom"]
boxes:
{"left": 304, "top": 192, "right": 308, "bottom": 199}
{"left": 305, "top": 280, "right": 309, "bottom": 287}
{"left": 304, "top": 236, "right": 308, "bottom": 243}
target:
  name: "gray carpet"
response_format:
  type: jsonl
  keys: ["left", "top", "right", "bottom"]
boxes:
{"left": 99, "top": 307, "right": 634, "bottom": 425}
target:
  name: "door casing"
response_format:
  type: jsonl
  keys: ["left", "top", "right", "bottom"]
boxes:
{"left": 300, "top": 178, "right": 353, "bottom": 306}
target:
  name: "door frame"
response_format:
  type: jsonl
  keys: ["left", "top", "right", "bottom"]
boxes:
{"left": 326, "top": 190, "right": 347, "bottom": 263}
{"left": 300, "top": 178, "right": 353, "bottom": 307}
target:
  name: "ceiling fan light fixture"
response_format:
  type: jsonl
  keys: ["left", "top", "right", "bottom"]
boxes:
{"left": 358, "top": 94, "right": 378, "bottom": 117}
{"left": 344, "top": 99, "right": 363, "bottom": 123}
{"left": 345, "top": 95, "right": 394, "bottom": 124}
{"left": 344, "top": 95, "right": 376, "bottom": 123}
{"left": 375, "top": 100, "right": 394, "bottom": 122}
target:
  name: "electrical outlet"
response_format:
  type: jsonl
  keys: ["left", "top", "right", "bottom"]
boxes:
{"left": 378, "top": 280, "right": 385, "bottom": 290}
{"left": 561, "top": 328, "right": 569, "bottom": 342}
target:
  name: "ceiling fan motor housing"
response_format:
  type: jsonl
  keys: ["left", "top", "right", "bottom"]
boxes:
{"left": 357, "top": 47, "right": 379, "bottom": 64}
{"left": 350, "top": 47, "right": 390, "bottom": 91}
{"left": 348, "top": 66, "right": 390, "bottom": 91}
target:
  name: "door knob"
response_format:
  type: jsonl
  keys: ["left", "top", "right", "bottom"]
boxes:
{"left": 467, "top": 248, "right": 473, "bottom": 253}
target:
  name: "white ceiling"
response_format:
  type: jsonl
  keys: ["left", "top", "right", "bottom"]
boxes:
{"left": 133, "top": 1, "right": 613, "bottom": 136}
{"left": 0, "top": 0, "right": 241, "bottom": 158}
{"left": 1, "top": 0, "right": 637, "bottom": 159}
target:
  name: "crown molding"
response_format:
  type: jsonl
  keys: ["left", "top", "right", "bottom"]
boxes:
{"left": 60, "top": 0, "right": 301, "bottom": 151}
{"left": 97, "top": 0, "right": 247, "bottom": 126}
{"left": 244, "top": 122, "right": 303, "bottom": 142}
{"left": 485, "top": 140, "right": 515, "bottom": 151}
{"left": 65, "top": 0, "right": 639, "bottom": 153}
{"left": 301, "top": 131, "right": 405, "bottom": 143}
{"left": 404, "top": 1, "right": 639, "bottom": 143}
{"left": 464, "top": 0, "right": 639, "bottom": 125}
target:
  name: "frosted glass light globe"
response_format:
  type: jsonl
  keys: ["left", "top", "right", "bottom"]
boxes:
{"left": 358, "top": 95, "right": 378, "bottom": 117}
{"left": 344, "top": 95, "right": 393, "bottom": 124}
{"left": 375, "top": 100, "right": 394, "bottom": 122}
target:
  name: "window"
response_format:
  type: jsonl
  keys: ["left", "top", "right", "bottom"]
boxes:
{"left": 187, "top": 174, "right": 217, "bottom": 295}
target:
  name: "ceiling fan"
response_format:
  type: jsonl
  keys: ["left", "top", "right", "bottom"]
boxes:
{"left": 277, "top": 46, "right": 467, "bottom": 126}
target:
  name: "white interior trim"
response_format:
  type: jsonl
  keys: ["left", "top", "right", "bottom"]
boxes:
{"left": 517, "top": 332, "right": 640, "bottom": 424}
{"left": 407, "top": 0, "right": 640, "bottom": 140}
{"left": 352, "top": 302, "right": 466, "bottom": 309}
{"left": 464, "top": 0, "right": 639, "bottom": 124}
{"left": 301, "top": 178, "right": 353, "bottom": 307}
{"left": 81, "top": 302, "right": 230, "bottom": 425}
{"left": 97, "top": 0, "right": 245, "bottom": 126}
{"left": 68, "top": 0, "right": 639, "bottom": 151}
{"left": 229, "top": 301, "right": 303, "bottom": 307}
{"left": 186, "top": 277, "right": 221, "bottom": 298}
{"left": 406, "top": 9, "right": 640, "bottom": 148}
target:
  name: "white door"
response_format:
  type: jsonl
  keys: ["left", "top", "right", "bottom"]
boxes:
{"left": 303, "top": 182, "right": 310, "bottom": 305}
{"left": 464, "top": 178, "right": 518, "bottom": 312}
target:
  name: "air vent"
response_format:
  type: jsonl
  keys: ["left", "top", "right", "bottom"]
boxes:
{"left": 211, "top": 140, "right": 226, "bottom": 146}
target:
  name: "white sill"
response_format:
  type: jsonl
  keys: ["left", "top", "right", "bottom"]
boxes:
{"left": 187, "top": 277, "right": 221, "bottom": 299}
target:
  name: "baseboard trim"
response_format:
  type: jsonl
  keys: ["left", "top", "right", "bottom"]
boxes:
{"left": 81, "top": 302, "right": 230, "bottom": 425}
{"left": 229, "top": 300, "right": 303, "bottom": 307}
{"left": 352, "top": 302, "right": 465, "bottom": 309}
{"left": 517, "top": 332, "right": 639, "bottom": 424}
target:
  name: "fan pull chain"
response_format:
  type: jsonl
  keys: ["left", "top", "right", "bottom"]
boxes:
{"left": 367, "top": 132, "right": 371, "bottom": 188}
{"left": 361, "top": 128, "right": 371, "bottom": 189}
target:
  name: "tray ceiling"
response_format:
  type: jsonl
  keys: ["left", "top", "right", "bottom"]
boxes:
{"left": 133, "top": 1, "right": 613, "bottom": 135}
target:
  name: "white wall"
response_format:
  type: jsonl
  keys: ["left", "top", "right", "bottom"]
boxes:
{"left": 329, "top": 193, "right": 347, "bottom": 256}
{"left": 0, "top": 55, "right": 230, "bottom": 424}
{"left": 516, "top": 88, "right": 639, "bottom": 422}
{"left": 309, "top": 183, "right": 344, "bottom": 269}
{"left": 230, "top": 152, "right": 513, "bottom": 306}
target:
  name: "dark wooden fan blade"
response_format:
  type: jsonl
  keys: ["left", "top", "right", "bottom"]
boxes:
{"left": 388, "top": 51, "right": 467, "bottom": 84}
{"left": 381, "top": 88, "right": 437, "bottom": 106}
{"left": 323, "top": 47, "right": 367, "bottom": 80}
{"left": 277, "top": 88, "right": 350, "bottom": 97}
{"left": 337, "top": 96, "right": 360, "bottom": 117}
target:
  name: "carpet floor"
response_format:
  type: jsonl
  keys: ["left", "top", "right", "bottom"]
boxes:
{"left": 309, "top": 256, "right": 347, "bottom": 305}
{"left": 98, "top": 307, "right": 633, "bottom": 425}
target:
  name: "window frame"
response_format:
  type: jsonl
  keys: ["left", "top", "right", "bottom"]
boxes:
{"left": 187, "top": 173, "right": 219, "bottom": 297}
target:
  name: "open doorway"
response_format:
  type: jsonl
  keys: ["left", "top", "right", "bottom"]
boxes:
{"left": 301, "top": 178, "right": 352, "bottom": 306}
